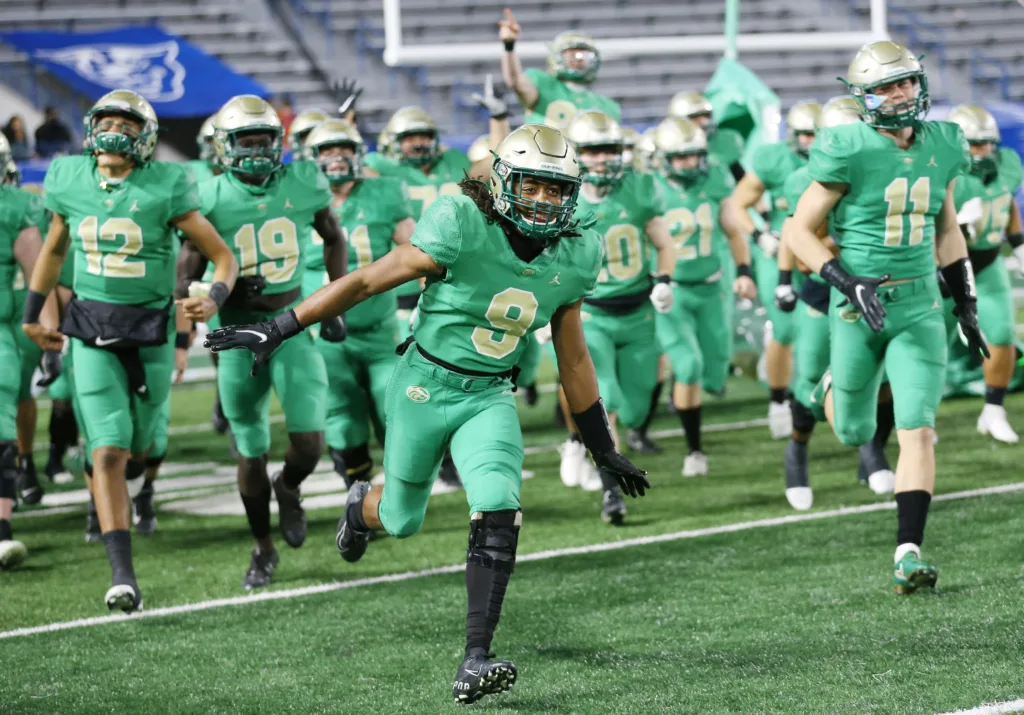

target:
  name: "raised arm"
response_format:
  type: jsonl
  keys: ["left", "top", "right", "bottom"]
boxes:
{"left": 499, "top": 9, "right": 539, "bottom": 110}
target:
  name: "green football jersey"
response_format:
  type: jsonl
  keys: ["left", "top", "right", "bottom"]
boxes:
{"left": 43, "top": 155, "right": 199, "bottom": 307}
{"left": 523, "top": 68, "right": 622, "bottom": 132}
{"left": 809, "top": 120, "right": 970, "bottom": 281}
{"left": 186, "top": 159, "right": 217, "bottom": 184}
{"left": 0, "top": 186, "right": 44, "bottom": 321}
{"left": 577, "top": 172, "right": 666, "bottom": 300}
{"left": 782, "top": 165, "right": 812, "bottom": 219}
{"left": 953, "top": 147, "right": 1023, "bottom": 251}
{"left": 659, "top": 163, "right": 735, "bottom": 283}
{"left": 752, "top": 142, "right": 808, "bottom": 232}
{"left": 200, "top": 160, "right": 330, "bottom": 296}
{"left": 708, "top": 128, "right": 745, "bottom": 171}
{"left": 305, "top": 177, "right": 414, "bottom": 329}
{"left": 411, "top": 194, "right": 603, "bottom": 373}
{"left": 364, "top": 149, "right": 470, "bottom": 219}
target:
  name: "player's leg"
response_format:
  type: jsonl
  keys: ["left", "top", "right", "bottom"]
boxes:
{"left": 342, "top": 326, "right": 401, "bottom": 487}
{"left": 134, "top": 392, "right": 171, "bottom": 537}
{"left": 687, "top": 283, "right": 734, "bottom": 476}
{"left": 657, "top": 284, "right": 706, "bottom": 477}
{"left": 785, "top": 303, "right": 830, "bottom": 510}
{"left": 13, "top": 327, "right": 41, "bottom": 504}
{"left": 548, "top": 342, "right": 600, "bottom": 491}
{"left": 271, "top": 332, "right": 328, "bottom": 549}
{"left": 45, "top": 353, "right": 78, "bottom": 485}
{"left": 973, "top": 261, "right": 1018, "bottom": 443}
{"left": 206, "top": 313, "right": 229, "bottom": 435}
{"left": 857, "top": 379, "right": 896, "bottom": 494}
{"left": 755, "top": 246, "right": 793, "bottom": 438}
{"left": 0, "top": 324, "right": 26, "bottom": 569}
{"left": 318, "top": 336, "right": 361, "bottom": 483}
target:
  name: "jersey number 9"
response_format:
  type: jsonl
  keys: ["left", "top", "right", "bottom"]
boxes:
{"left": 234, "top": 217, "right": 300, "bottom": 284}
{"left": 471, "top": 287, "right": 539, "bottom": 359}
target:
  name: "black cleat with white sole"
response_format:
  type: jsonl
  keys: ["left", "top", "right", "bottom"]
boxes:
{"left": 272, "top": 471, "right": 306, "bottom": 548}
{"left": 133, "top": 482, "right": 157, "bottom": 536}
{"left": 336, "top": 481, "right": 372, "bottom": 563}
{"left": 242, "top": 548, "right": 279, "bottom": 590}
{"left": 105, "top": 580, "right": 143, "bottom": 613}
{"left": 17, "top": 456, "right": 43, "bottom": 505}
{"left": 625, "top": 428, "right": 662, "bottom": 454}
{"left": 452, "top": 653, "right": 517, "bottom": 705}
{"left": 601, "top": 485, "right": 627, "bottom": 526}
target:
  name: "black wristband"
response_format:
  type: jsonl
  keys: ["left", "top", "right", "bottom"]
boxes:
{"left": 940, "top": 257, "right": 977, "bottom": 306}
{"left": 175, "top": 332, "right": 190, "bottom": 350}
{"left": 818, "top": 258, "right": 851, "bottom": 292}
{"left": 571, "top": 398, "right": 615, "bottom": 457}
{"left": 655, "top": 274, "right": 671, "bottom": 284}
{"left": 778, "top": 269, "right": 792, "bottom": 286}
{"left": 503, "top": 39, "right": 515, "bottom": 52}
{"left": 1007, "top": 232, "right": 1024, "bottom": 250}
{"left": 208, "top": 281, "right": 230, "bottom": 308}
{"left": 736, "top": 264, "right": 753, "bottom": 279}
{"left": 491, "top": 111, "right": 509, "bottom": 121}
{"left": 21, "top": 290, "right": 47, "bottom": 324}
{"left": 272, "top": 309, "right": 303, "bottom": 340}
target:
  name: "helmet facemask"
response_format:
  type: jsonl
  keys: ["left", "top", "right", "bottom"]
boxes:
{"left": 577, "top": 144, "right": 625, "bottom": 188}
{"left": 491, "top": 158, "right": 581, "bottom": 240}
{"left": 313, "top": 141, "right": 363, "bottom": 184}
{"left": 219, "top": 127, "right": 283, "bottom": 184}
{"left": 662, "top": 149, "right": 708, "bottom": 184}
{"left": 553, "top": 46, "right": 600, "bottom": 84}
{"left": 849, "top": 71, "right": 930, "bottom": 130}
{"left": 396, "top": 130, "right": 440, "bottom": 168}
{"left": 87, "top": 111, "right": 149, "bottom": 163}
{"left": 969, "top": 141, "right": 1000, "bottom": 182}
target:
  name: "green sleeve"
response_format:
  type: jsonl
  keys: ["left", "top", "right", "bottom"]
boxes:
{"left": 944, "top": 123, "right": 971, "bottom": 186}
{"left": 952, "top": 173, "right": 980, "bottom": 211}
{"left": 198, "top": 178, "right": 218, "bottom": 216}
{"left": 807, "top": 127, "right": 851, "bottom": 185}
{"left": 708, "top": 163, "right": 736, "bottom": 201}
{"left": 602, "top": 96, "right": 622, "bottom": 122}
{"left": 390, "top": 179, "right": 415, "bottom": 221}
{"left": 999, "top": 147, "right": 1023, "bottom": 190}
{"left": 750, "top": 143, "right": 783, "bottom": 188}
{"left": 22, "top": 192, "right": 44, "bottom": 231}
{"left": 640, "top": 172, "right": 667, "bottom": 221}
{"left": 782, "top": 171, "right": 812, "bottom": 217}
{"left": 409, "top": 195, "right": 463, "bottom": 267}
{"left": 525, "top": 68, "right": 556, "bottom": 109}
{"left": 365, "top": 152, "right": 397, "bottom": 174}
{"left": 579, "top": 228, "right": 604, "bottom": 297}
{"left": 297, "top": 161, "right": 331, "bottom": 213}
{"left": 42, "top": 157, "right": 69, "bottom": 216}
{"left": 168, "top": 164, "right": 201, "bottom": 219}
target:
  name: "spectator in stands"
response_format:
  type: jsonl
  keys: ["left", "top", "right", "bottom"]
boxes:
{"left": 274, "top": 95, "right": 295, "bottom": 136}
{"left": 34, "top": 107, "right": 73, "bottom": 158}
{"left": 2, "top": 115, "right": 32, "bottom": 160}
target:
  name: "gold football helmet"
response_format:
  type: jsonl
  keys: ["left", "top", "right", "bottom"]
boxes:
{"left": 288, "top": 109, "right": 329, "bottom": 157}
{"left": 466, "top": 134, "right": 492, "bottom": 164}
{"left": 385, "top": 106, "right": 440, "bottom": 166}
{"left": 667, "top": 91, "right": 716, "bottom": 136}
{"left": 84, "top": 89, "right": 159, "bottom": 162}
{"left": 635, "top": 127, "right": 658, "bottom": 173}
{"left": 489, "top": 124, "right": 581, "bottom": 239}
{"left": 819, "top": 96, "right": 864, "bottom": 128}
{"left": 214, "top": 95, "right": 283, "bottom": 180}
{"left": 3, "top": 158, "right": 19, "bottom": 187}
{"left": 0, "top": 132, "right": 11, "bottom": 169}
{"left": 845, "top": 40, "right": 929, "bottom": 129}
{"left": 620, "top": 126, "right": 639, "bottom": 172}
{"left": 197, "top": 113, "right": 218, "bottom": 163}
{"left": 548, "top": 31, "right": 600, "bottom": 84}
{"left": 564, "top": 110, "right": 625, "bottom": 187}
{"left": 305, "top": 118, "right": 364, "bottom": 184}
{"left": 786, "top": 102, "right": 822, "bottom": 158}
{"left": 947, "top": 104, "right": 1000, "bottom": 178}
{"left": 654, "top": 117, "right": 708, "bottom": 183}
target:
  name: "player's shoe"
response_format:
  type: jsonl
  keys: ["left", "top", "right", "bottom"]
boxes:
{"left": 211, "top": 395, "right": 229, "bottom": 435}
{"left": 976, "top": 404, "right": 1019, "bottom": 444}
{"left": 132, "top": 481, "right": 158, "bottom": 536}
{"left": 783, "top": 440, "right": 812, "bottom": 511}
{"left": 271, "top": 472, "right": 306, "bottom": 548}
{"left": 452, "top": 653, "right": 517, "bottom": 705}
{"left": 558, "top": 439, "right": 586, "bottom": 487}
{"left": 682, "top": 451, "right": 708, "bottom": 478}
{"left": 626, "top": 428, "right": 662, "bottom": 454}
{"left": 242, "top": 547, "right": 279, "bottom": 590}
{"left": 336, "top": 481, "right": 372, "bottom": 563}
{"left": 44, "top": 445, "right": 74, "bottom": 484}
{"left": 893, "top": 549, "right": 938, "bottom": 595}
{"left": 0, "top": 538, "right": 27, "bottom": 570}
{"left": 17, "top": 456, "right": 43, "bottom": 506}
{"left": 437, "top": 453, "right": 463, "bottom": 491}
{"left": 768, "top": 401, "right": 792, "bottom": 440}
{"left": 85, "top": 498, "right": 102, "bottom": 543}
{"left": 601, "top": 484, "right": 627, "bottom": 525}
{"left": 105, "top": 579, "right": 143, "bottom": 613}
{"left": 857, "top": 443, "right": 895, "bottom": 495}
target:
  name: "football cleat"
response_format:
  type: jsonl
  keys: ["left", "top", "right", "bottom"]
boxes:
{"left": 977, "top": 404, "right": 1019, "bottom": 444}
{"left": 271, "top": 472, "right": 306, "bottom": 548}
{"left": 768, "top": 401, "right": 793, "bottom": 440}
{"left": 682, "top": 451, "right": 708, "bottom": 478}
{"left": 336, "top": 481, "right": 372, "bottom": 563}
{"left": 242, "top": 547, "right": 279, "bottom": 590}
{"left": 558, "top": 439, "right": 585, "bottom": 487}
{"left": 626, "top": 428, "right": 662, "bottom": 454}
{"left": 0, "top": 538, "right": 27, "bottom": 570}
{"left": 857, "top": 443, "right": 895, "bottom": 494}
{"left": 105, "top": 580, "right": 143, "bottom": 613}
{"left": 85, "top": 499, "right": 102, "bottom": 543}
{"left": 601, "top": 485, "right": 627, "bottom": 525}
{"left": 452, "top": 653, "right": 517, "bottom": 705}
{"left": 132, "top": 481, "right": 158, "bottom": 536}
{"left": 893, "top": 549, "right": 938, "bottom": 595}
{"left": 783, "top": 440, "right": 812, "bottom": 510}
{"left": 16, "top": 456, "right": 43, "bottom": 505}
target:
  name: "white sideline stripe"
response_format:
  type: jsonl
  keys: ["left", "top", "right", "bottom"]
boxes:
{"left": 937, "top": 700, "right": 1024, "bottom": 715}
{"left": 3, "top": 480, "right": 1024, "bottom": 641}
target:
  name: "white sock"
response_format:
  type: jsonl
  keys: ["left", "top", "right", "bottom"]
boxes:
{"left": 894, "top": 542, "right": 920, "bottom": 564}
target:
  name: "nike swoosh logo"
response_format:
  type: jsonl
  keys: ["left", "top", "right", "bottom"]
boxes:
{"left": 854, "top": 284, "right": 866, "bottom": 307}
{"left": 465, "top": 669, "right": 481, "bottom": 677}
{"left": 94, "top": 337, "right": 121, "bottom": 346}
{"left": 236, "top": 329, "right": 268, "bottom": 344}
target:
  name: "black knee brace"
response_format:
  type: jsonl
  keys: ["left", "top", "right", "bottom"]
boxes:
{"left": 0, "top": 442, "right": 16, "bottom": 499}
{"left": 126, "top": 459, "right": 147, "bottom": 481}
{"left": 145, "top": 454, "right": 166, "bottom": 470}
{"left": 466, "top": 510, "right": 521, "bottom": 574}
{"left": 791, "top": 400, "right": 817, "bottom": 435}
{"left": 339, "top": 444, "right": 372, "bottom": 483}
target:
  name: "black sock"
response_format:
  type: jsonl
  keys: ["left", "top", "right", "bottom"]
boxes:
{"left": 569, "top": 432, "right": 582, "bottom": 444}
{"left": 281, "top": 459, "right": 310, "bottom": 491}
{"left": 240, "top": 491, "right": 272, "bottom": 540}
{"left": 874, "top": 399, "right": 896, "bottom": 447}
{"left": 464, "top": 511, "right": 519, "bottom": 657}
{"left": 895, "top": 490, "right": 931, "bottom": 547}
{"left": 340, "top": 444, "right": 373, "bottom": 484}
{"left": 678, "top": 406, "right": 702, "bottom": 453}
{"left": 637, "top": 382, "right": 664, "bottom": 434}
{"left": 770, "top": 387, "right": 787, "bottom": 404}
{"left": 985, "top": 385, "right": 1007, "bottom": 407}
{"left": 0, "top": 519, "right": 11, "bottom": 541}
{"left": 101, "top": 529, "right": 135, "bottom": 583}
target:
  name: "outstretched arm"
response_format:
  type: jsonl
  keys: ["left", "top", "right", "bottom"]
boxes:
{"left": 314, "top": 206, "right": 348, "bottom": 281}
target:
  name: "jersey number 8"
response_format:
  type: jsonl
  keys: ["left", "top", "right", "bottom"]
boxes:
{"left": 471, "top": 287, "right": 539, "bottom": 359}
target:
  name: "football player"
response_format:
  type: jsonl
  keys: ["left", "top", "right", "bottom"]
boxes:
{"left": 303, "top": 119, "right": 414, "bottom": 488}
{"left": 726, "top": 101, "right": 822, "bottom": 439}
{"left": 42, "top": 235, "right": 80, "bottom": 487}
{"left": 946, "top": 105, "right": 1023, "bottom": 443}
{"left": 196, "top": 95, "right": 346, "bottom": 590}
{"left": 562, "top": 110, "right": 675, "bottom": 522}
{"left": 205, "top": 123, "right": 648, "bottom": 705}
{"left": 190, "top": 114, "right": 222, "bottom": 183}
{"left": 500, "top": 10, "right": 620, "bottom": 131}
{"left": 286, "top": 108, "right": 329, "bottom": 158}
{"left": 667, "top": 92, "right": 746, "bottom": 181}
{"left": 787, "top": 42, "right": 983, "bottom": 593}
{"left": 24, "top": 90, "right": 239, "bottom": 609}
{"left": 650, "top": 117, "right": 756, "bottom": 476}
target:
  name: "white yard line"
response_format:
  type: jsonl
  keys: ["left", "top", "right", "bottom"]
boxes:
{"left": 3, "top": 480, "right": 1023, "bottom": 640}
{"left": 937, "top": 700, "right": 1024, "bottom": 715}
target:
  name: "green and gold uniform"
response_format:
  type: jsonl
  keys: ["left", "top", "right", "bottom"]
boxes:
{"left": 654, "top": 163, "right": 735, "bottom": 396}
{"left": 708, "top": 128, "right": 746, "bottom": 173}
{"left": 809, "top": 120, "right": 969, "bottom": 445}
{"left": 186, "top": 159, "right": 217, "bottom": 185}
{"left": 523, "top": 68, "right": 621, "bottom": 132}
{"left": 43, "top": 155, "right": 197, "bottom": 452}
{"left": 381, "top": 194, "right": 601, "bottom": 535}
{"left": 301, "top": 177, "right": 413, "bottom": 453}
{"left": 201, "top": 161, "right": 331, "bottom": 458}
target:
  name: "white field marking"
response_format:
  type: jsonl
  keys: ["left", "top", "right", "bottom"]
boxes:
{"left": 3, "top": 480, "right": 1023, "bottom": 641}
{"left": 937, "top": 700, "right": 1024, "bottom": 715}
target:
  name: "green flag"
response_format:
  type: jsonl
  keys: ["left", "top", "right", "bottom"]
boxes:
{"left": 704, "top": 57, "right": 781, "bottom": 168}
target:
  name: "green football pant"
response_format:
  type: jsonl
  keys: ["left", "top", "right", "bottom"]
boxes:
{"left": 752, "top": 244, "right": 804, "bottom": 346}
{"left": 581, "top": 303, "right": 659, "bottom": 428}
{"left": 217, "top": 313, "right": 327, "bottom": 459}
{"left": 516, "top": 333, "right": 541, "bottom": 387}
{"left": 655, "top": 282, "right": 730, "bottom": 395}
{"left": 792, "top": 303, "right": 831, "bottom": 409}
{"left": 829, "top": 273, "right": 945, "bottom": 446}
{"left": 71, "top": 337, "right": 174, "bottom": 452}
{"left": 0, "top": 323, "right": 19, "bottom": 441}
{"left": 379, "top": 348, "right": 522, "bottom": 538}
{"left": 149, "top": 391, "right": 172, "bottom": 460}
{"left": 316, "top": 321, "right": 397, "bottom": 451}
{"left": 718, "top": 244, "right": 737, "bottom": 359}
{"left": 975, "top": 259, "right": 1014, "bottom": 347}
{"left": 47, "top": 346, "right": 73, "bottom": 401}
{"left": 15, "top": 324, "right": 41, "bottom": 402}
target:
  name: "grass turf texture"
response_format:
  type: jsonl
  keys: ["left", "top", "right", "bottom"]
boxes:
{"left": 3, "top": 379, "right": 1023, "bottom": 714}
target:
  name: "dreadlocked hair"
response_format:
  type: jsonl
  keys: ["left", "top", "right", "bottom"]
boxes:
{"left": 457, "top": 174, "right": 582, "bottom": 239}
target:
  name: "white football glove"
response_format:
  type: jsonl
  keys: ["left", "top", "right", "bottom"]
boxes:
{"left": 757, "top": 231, "right": 779, "bottom": 258}
{"left": 1011, "top": 244, "right": 1024, "bottom": 279}
{"left": 650, "top": 281, "right": 674, "bottom": 314}
{"left": 774, "top": 284, "right": 797, "bottom": 312}
{"left": 533, "top": 322, "right": 553, "bottom": 345}
{"left": 408, "top": 306, "right": 419, "bottom": 332}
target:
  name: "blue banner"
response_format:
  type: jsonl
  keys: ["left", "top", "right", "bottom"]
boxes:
{"left": 0, "top": 26, "right": 269, "bottom": 118}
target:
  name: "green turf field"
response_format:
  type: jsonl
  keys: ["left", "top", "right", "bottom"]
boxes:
{"left": 3, "top": 375, "right": 1024, "bottom": 714}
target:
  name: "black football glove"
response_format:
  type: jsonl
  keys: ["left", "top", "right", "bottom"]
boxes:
{"left": 204, "top": 310, "right": 302, "bottom": 377}
{"left": 954, "top": 300, "right": 990, "bottom": 361}
{"left": 820, "top": 259, "right": 889, "bottom": 333}
{"left": 36, "top": 350, "right": 62, "bottom": 387}
{"left": 333, "top": 78, "right": 363, "bottom": 117}
{"left": 592, "top": 450, "right": 650, "bottom": 498}
{"left": 236, "top": 275, "right": 267, "bottom": 301}
{"left": 941, "top": 258, "right": 990, "bottom": 361}
{"left": 320, "top": 316, "right": 347, "bottom": 343}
